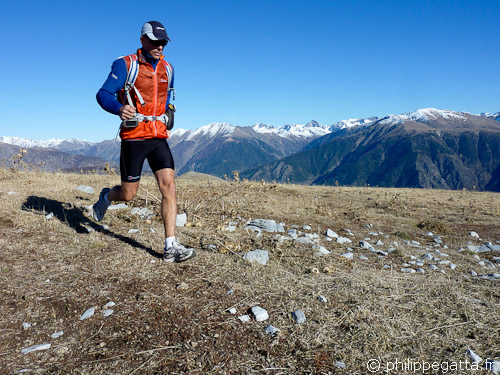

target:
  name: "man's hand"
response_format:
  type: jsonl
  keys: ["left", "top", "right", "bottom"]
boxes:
{"left": 119, "top": 105, "right": 136, "bottom": 121}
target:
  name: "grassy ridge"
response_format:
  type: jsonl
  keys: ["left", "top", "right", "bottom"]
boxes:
{"left": 0, "top": 168, "right": 499, "bottom": 374}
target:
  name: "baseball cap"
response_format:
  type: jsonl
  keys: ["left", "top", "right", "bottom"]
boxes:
{"left": 141, "top": 21, "right": 171, "bottom": 42}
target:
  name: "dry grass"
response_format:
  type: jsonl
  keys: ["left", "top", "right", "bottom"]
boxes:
{"left": 0, "top": 168, "right": 499, "bottom": 374}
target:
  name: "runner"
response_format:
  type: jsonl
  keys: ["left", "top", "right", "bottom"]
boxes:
{"left": 93, "top": 21, "right": 195, "bottom": 263}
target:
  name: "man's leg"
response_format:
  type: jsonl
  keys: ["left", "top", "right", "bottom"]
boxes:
{"left": 155, "top": 168, "right": 196, "bottom": 262}
{"left": 154, "top": 168, "right": 177, "bottom": 238}
{"left": 92, "top": 181, "right": 139, "bottom": 221}
{"left": 107, "top": 182, "right": 140, "bottom": 203}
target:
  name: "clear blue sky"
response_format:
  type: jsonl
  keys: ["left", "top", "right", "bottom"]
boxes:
{"left": 1, "top": 0, "right": 499, "bottom": 142}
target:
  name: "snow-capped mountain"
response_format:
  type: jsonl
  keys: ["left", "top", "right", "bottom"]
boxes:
{"left": 185, "top": 123, "right": 235, "bottom": 141}
{"left": 3, "top": 108, "right": 499, "bottom": 181}
{"left": 242, "top": 108, "right": 500, "bottom": 191}
{"left": 0, "top": 136, "right": 93, "bottom": 150}
{"left": 252, "top": 120, "right": 330, "bottom": 138}
{"left": 376, "top": 108, "right": 470, "bottom": 126}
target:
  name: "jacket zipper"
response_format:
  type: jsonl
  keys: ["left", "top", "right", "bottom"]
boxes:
{"left": 152, "top": 63, "right": 158, "bottom": 138}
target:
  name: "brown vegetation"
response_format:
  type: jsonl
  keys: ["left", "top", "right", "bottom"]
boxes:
{"left": 0, "top": 168, "right": 499, "bottom": 374}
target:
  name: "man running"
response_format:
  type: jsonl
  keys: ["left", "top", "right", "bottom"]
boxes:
{"left": 93, "top": 21, "right": 195, "bottom": 263}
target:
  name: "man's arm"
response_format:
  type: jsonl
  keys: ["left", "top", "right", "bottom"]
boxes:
{"left": 96, "top": 59, "right": 128, "bottom": 116}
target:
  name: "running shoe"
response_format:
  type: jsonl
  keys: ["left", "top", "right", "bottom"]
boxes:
{"left": 163, "top": 240, "right": 196, "bottom": 263}
{"left": 92, "top": 187, "right": 111, "bottom": 221}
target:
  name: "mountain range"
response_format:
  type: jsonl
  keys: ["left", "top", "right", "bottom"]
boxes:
{"left": 2, "top": 108, "right": 500, "bottom": 191}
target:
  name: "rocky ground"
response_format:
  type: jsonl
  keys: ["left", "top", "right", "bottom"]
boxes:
{"left": 0, "top": 168, "right": 499, "bottom": 374}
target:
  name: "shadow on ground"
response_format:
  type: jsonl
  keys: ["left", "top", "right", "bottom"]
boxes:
{"left": 22, "top": 195, "right": 161, "bottom": 259}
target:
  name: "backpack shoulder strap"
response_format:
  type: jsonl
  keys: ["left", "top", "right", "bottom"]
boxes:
{"left": 123, "top": 54, "right": 145, "bottom": 107}
{"left": 161, "top": 60, "right": 175, "bottom": 102}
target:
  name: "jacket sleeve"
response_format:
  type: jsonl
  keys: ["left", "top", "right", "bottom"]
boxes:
{"left": 96, "top": 58, "right": 127, "bottom": 116}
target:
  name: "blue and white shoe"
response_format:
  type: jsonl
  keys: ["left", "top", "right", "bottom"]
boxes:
{"left": 92, "top": 188, "right": 111, "bottom": 221}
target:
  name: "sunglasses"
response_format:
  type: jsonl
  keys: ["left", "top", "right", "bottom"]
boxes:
{"left": 148, "top": 37, "right": 168, "bottom": 47}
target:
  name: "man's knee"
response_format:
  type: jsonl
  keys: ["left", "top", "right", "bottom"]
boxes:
{"left": 164, "top": 180, "right": 176, "bottom": 196}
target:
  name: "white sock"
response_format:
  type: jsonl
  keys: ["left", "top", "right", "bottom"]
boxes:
{"left": 165, "top": 236, "right": 176, "bottom": 249}
{"left": 103, "top": 192, "right": 110, "bottom": 204}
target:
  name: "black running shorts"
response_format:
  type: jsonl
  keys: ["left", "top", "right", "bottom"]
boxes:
{"left": 120, "top": 139, "right": 175, "bottom": 182}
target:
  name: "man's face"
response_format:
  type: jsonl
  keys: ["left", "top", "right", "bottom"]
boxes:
{"left": 141, "top": 36, "right": 167, "bottom": 59}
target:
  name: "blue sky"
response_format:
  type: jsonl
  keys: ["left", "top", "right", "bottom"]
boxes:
{"left": 1, "top": 0, "right": 499, "bottom": 142}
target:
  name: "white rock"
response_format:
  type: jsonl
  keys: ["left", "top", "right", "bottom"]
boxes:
{"left": 296, "top": 237, "right": 314, "bottom": 245}
{"left": 75, "top": 185, "right": 94, "bottom": 194}
{"left": 227, "top": 307, "right": 237, "bottom": 315}
{"left": 292, "top": 310, "right": 306, "bottom": 324}
{"left": 313, "top": 245, "right": 331, "bottom": 256}
{"left": 108, "top": 203, "right": 128, "bottom": 210}
{"left": 341, "top": 252, "right": 354, "bottom": 260}
{"left": 435, "top": 250, "right": 449, "bottom": 257}
{"left": 102, "top": 309, "right": 113, "bottom": 317}
{"left": 238, "top": 315, "right": 251, "bottom": 322}
{"left": 469, "top": 231, "right": 480, "bottom": 239}
{"left": 176, "top": 212, "right": 187, "bottom": 227}
{"left": 467, "top": 349, "right": 482, "bottom": 363}
{"left": 51, "top": 331, "right": 64, "bottom": 339}
{"left": 470, "top": 270, "right": 478, "bottom": 277}
{"left": 485, "top": 359, "right": 500, "bottom": 374}
{"left": 265, "top": 325, "right": 280, "bottom": 336}
{"left": 246, "top": 219, "right": 284, "bottom": 233}
{"left": 326, "top": 229, "right": 338, "bottom": 238}
{"left": 226, "top": 288, "right": 234, "bottom": 295}
{"left": 21, "top": 344, "right": 51, "bottom": 354}
{"left": 22, "top": 323, "right": 31, "bottom": 330}
{"left": 7, "top": 191, "right": 17, "bottom": 195}
{"left": 359, "top": 241, "right": 374, "bottom": 250}
{"left": 335, "top": 361, "right": 346, "bottom": 369}
{"left": 79, "top": 307, "right": 95, "bottom": 321}
{"left": 131, "top": 207, "right": 154, "bottom": 220}
{"left": 449, "top": 263, "right": 457, "bottom": 270}
{"left": 128, "top": 229, "right": 139, "bottom": 234}
{"left": 429, "top": 265, "right": 439, "bottom": 270}
{"left": 337, "top": 236, "right": 352, "bottom": 244}
{"left": 359, "top": 255, "right": 369, "bottom": 260}
{"left": 45, "top": 212, "right": 54, "bottom": 219}
{"left": 343, "top": 229, "right": 354, "bottom": 236}
{"left": 371, "top": 249, "right": 389, "bottom": 256}
{"left": 468, "top": 245, "right": 491, "bottom": 253}
{"left": 376, "top": 240, "right": 384, "bottom": 246}
{"left": 401, "top": 268, "right": 416, "bottom": 274}
{"left": 416, "top": 268, "right": 425, "bottom": 274}
{"left": 225, "top": 225, "right": 236, "bottom": 232}
{"left": 303, "top": 225, "right": 312, "bottom": 230}
{"left": 104, "top": 301, "right": 115, "bottom": 308}
{"left": 318, "top": 295, "right": 327, "bottom": 303}
{"left": 242, "top": 249, "right": 269, "bottom": 265}
{"left": 383, "top": 265, "right": 391, "bottom": 269}
{"left": 487, "top": 244, "right": 500, "bottom": 252}
{"left": 251, "top": 306, "right": 269, "bottom": 321}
